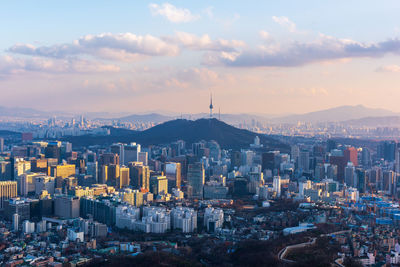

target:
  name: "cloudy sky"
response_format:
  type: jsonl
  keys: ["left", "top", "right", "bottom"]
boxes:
{"left": 1, "top": 1, "right": 400, "bottom": 114}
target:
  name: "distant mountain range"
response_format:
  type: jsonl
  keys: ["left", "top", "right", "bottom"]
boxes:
{"left": 2, "top": 104, "right": 400, "bottom": 125}
{"left": 64, "top": 118, "right": 290, "bottom": 151}
{"left": 269, "top": 105, "right": 399, "bottom": 124}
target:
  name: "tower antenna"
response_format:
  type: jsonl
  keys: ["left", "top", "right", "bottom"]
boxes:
{"left": 209, "top": 93, "right": 214, "bottom": 119}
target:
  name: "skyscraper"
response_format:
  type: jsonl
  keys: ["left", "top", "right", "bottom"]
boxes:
{"left": 118, "top": 167, "right": 130, "bottom": 188}
{"left": 187, "top": 163, "right": 205, "bottom": 198}
{"left": 0, "top": 181, "right": 17, "bottom": 210}
{"left": 165, "top": 162, "right": 181, "bottom": 191}
{"left": 129, "top": 162, "right": 150, "bottom": 190}
{"left": 0, "top": 137, "right": 4, "bottom": 152}
{"left": 149, "top": 175, "right": 168, "bottom": 195}
{"left": 123, "top": 143, "right": 141, "bottom": 165}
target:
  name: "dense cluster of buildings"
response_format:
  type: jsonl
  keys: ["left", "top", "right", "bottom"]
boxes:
{"left": 3, "top": 116, "right": 400, "bottom": 265}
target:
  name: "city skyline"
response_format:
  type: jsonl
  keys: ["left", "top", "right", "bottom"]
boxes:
{"left": 2, "top": 1, "right": 400, "bottom": 114}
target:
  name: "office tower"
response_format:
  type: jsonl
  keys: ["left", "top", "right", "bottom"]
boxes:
{"left": 138, "top": 152, "right": 148, "bottom": 166}
{"left": 14, "top": 158, "right": 31, "bottom": 180}
{"left": 326, "top": 164, "right": 338, "bottom": 181}
{"left": 99, "top": 165, "right": 108, "bottom": 184}
{"left": 110, "top": 143, "right": 124, "bottom": 164}
{"left": 298, "top": 151, "right": 310, "bottom": 172}
{"left": 20, "top": 173, "right": 42, "bottom": 196}
{"left": 4, "top": 198, "right": 30, "bottom": 221}
{"left": 54, "top": 195, "right": 80, "bottom": 219}
{"left": 123, "top": 143, "right": 141, "bottom": 165}
{"left": 344, "top": 147, "right": 358, "bottom": 166}
{"left": 273, "top": 176, "right": 281, "bottom": 197}
{"left": 107, "top": 164, "right": 120, "bottom": 186}
{"left": 355, "top": 169, "right": 366, "bottom": 194}
{"left": 329, "top": 152, "right": 347, "bottom": 183}
{"left": 0, "top": 161, "right": 12, "bottom": 180}
{"left": 128, "top": 162, "right": 150, "bottom": 190}
{"left": 122, "top": 188, "right": 143, "bottom": 207}
{"left": 326, "top": 139, "right": 337, "bottom": 152}
{"left": 298, "top": 179, "right": 311, "bottom": 197}
{"left": 86, "top": 162, "right": 98, "bottom": 183}
{"left": 207, "top": 140, "right": 221, "bottom": 162}
{"left": 12, "top": 213, "right": 19, "bottom": 232}
{"left": 344, "top": 162, "right": 355, "bottom": 187}
{"left": 362, "top": 148, "right": 371, "bottom": 168}
{"left": 291, "top": 145, "right": 300, "bottom": 164}
{"left": 0, "top": 137, "right": 3, "bottom": 152}
{"left": 314, "top": 164, "right": 325, "bottom": 180}
{"left": 165, "top": 162, "right": 181, "bottom": 191}
{"left": 31, "top": 158, "right": 48, "bottom": 173}
{"left": 0, "top": 181, "right": 17, "bottom": 210}
{"left": 230, "top": 151, "right": 241, "bottom": 169}
{"left": 35, "top": 176, "right": 55, "bottom": 195}
{"left": 118, "top": 167, "right": 130, "bottom": 188}
{"left": 48, "top": 164, "right": 76, "bottom": 178}
{"left": 383, "top": 171, "right": 396, "bottom": 195}
{"left": 378, "top": 141, "right": 396, "bottom": 161}
{"left": 99, "top": 153, "right": 119, "bottom": 166}
{"left": 192, "top": 142, "right": 205, "bottom": 157}
{"left": 149, "top": 175, "right": 168, "bottom": 195}
{"left": 45, "top": 142, "right": 61, "bottom": 163}
{"left": 233, "top": 177, "right": 248, "bottom": 196}
{"left": 262, "top": 151, "right": 278, "bottom": 172}
{"left": 241, "top": 150, "right": 254, "bottom": 166}
{"left": 187, "top": 163, "right": 205, "bottom": 198}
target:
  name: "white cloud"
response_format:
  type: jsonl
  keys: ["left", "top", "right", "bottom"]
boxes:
{"left": 376, "top": 64, "right": 400, "bottom": 73}
{"left": 0, "top": 55, "right": 120, "bottom": 75}
{"left": 204, "top": 34, "right": 400, "bottom": 67}
{"left": 272, "top": 16, "right": 297, "bottom": 33}
{"left": 166, "top": 31, "right": 245, "bottom": 52}
{"left": 8, "top": 33, "right": 180, "bottom": 60}
{"left": 149, "top": 3, "right": 199, "bottom": 23}
{"left": 259, "top": 30, "right": 271, "bottom": 40}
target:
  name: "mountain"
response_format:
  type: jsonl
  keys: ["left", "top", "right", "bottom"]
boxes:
{"left": 64, "top": 118, "right": 289, "bottom": 151}
{"left": 115, "top": 112, "right": 273, "bottom": 125}
{"left": 271, "top": 105, "right": 398, "bottom": 124}
{"left": 117, "top": 113, "right": 173, "bottom": 123}
{"left": 341, "top": 116, "right": 400, "bottom": 127}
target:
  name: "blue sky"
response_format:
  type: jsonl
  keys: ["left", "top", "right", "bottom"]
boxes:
{"left": 1, "top": 1, "right": 400, "bottom": 114}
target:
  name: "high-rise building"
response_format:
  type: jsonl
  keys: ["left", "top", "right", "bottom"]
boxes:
{"left": 344, "top": 147, "right": 358, "bottom": 166}
{"left": 118, "top": 167, "right": 130, "bottom": 188}
{"left": 273, "top": 176, "right": 281, "bottom": 197}
{"left": 0, "top": 137, "right": 4, "bottom": 152}
{"left": 45, "top": 142, "right": 61, "bottom": 163}
{"left": 0, "top": 160, "right": 12, "bottom": 180}
{"left": 378, "top": 141, "right": 396, "bottom": 161}
{"left": 0, "top": 181, "right": 17, "bottom": 210}
{"left": 122, "top": 188, "right": 143, "bottom": 207}
{"left": 99, "top": 153, "right": 119, "bottom": 166}
{"left": 165, "top": 162, "right": 181, "bottom": 191}
{"left": 48, "top": 164, "right": 76, "bottom": 179}
{"left": 298, "top": 151, "right": 310, "bottom": 172}
{"left": 149, "top": 175, "right": 168, "bottom": 196}
{"left": 128, "top": 162, "right": 150, "bottom": 190}
{"left": 123, "top": 143, "right": 141, "bottom": 165}
{"left": 187, "top": 163, "right": 205, "bottom": 198}
{"left": 107, "top": 164, "right": 120, "bottom": 186}
{"left": 4, "top": 198, "right": 30, "bottom": 221}
{"left": 138, "top": 151, "right": 148, "bottom": 166}
{"left": 14, "top": 158, "right": 31, "bottom": 180}
{"left": 344, "top": 162, "right": 355, "bottom": 187}
{"left": 110, "top": 143, "right": 124, "bottom": 164}
{"left": 54, "top": 195, "right": 80, "bottom": 219}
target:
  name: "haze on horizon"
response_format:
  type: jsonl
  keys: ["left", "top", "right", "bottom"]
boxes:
{"left": 1, "top": 1, "right": 400, "bottom": 115}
